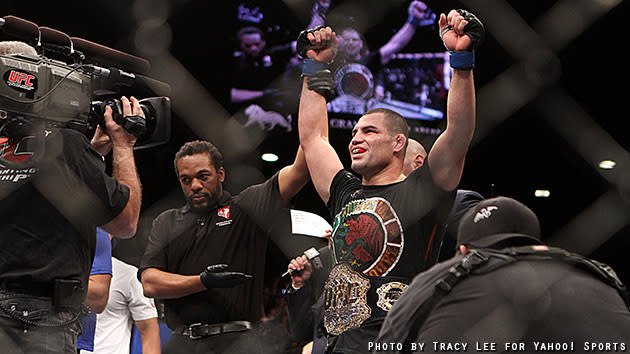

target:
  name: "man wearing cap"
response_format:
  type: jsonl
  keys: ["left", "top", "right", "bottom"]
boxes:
{"left": 375, "top": 196, "right": 630, "bottom": 353}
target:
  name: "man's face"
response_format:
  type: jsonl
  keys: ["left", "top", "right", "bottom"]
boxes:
{"left": 348, "top": 113, "right": 395, "bottom": 177}
{"left": 338, "top": 29, "right": 363, "bottom": 59}
{"left": 176, "top": 153, "right": 225, "bottom": 212}
{"left": 240, "top": 32, "right": 266, "bottom": 58}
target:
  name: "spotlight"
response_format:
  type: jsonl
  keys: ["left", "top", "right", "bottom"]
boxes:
{"left": 261, "top": 153, "right": 278, "bottom": 162}
{"left": 534, "top": 189, "right": 550, "bottom": 198}
{"left": 598, "top": 160, "right": 616, "bottom": 170}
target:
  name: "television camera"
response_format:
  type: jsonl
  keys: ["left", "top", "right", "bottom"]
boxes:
{"left": 0, "top": 15, "right": 171, "bottom": 150}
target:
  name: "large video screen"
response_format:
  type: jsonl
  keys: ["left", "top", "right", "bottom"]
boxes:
{"left": 328, "top": 52, "right": 450, "bottom": 122}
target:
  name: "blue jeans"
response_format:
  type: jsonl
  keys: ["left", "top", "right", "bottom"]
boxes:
{"left": 0, "top": 292, "right": 81, "bottom": 354}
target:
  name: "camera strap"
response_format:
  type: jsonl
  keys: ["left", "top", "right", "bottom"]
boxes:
{"left": 401, "top": 246, "right": 630, "bottom": 353}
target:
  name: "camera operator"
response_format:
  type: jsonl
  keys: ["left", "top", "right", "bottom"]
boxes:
{"left": 0, "top": 41, "right": 142, "bottom": 354}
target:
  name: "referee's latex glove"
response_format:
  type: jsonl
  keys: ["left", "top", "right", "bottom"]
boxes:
{"left": 200, "top": 264, "right": 253, "bottom": 289}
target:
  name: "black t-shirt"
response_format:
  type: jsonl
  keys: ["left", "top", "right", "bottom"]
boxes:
{"left": 327, "top": 165, "right": 454, "bottom": 278}
{"left": 138, "top": 173, "right": 284, "bottom": 328}
{"left": 378, "top": 253, "right": 630, "bottom": 353}
{"left": 0, "top": 129, "right": 129, "bottom": 301}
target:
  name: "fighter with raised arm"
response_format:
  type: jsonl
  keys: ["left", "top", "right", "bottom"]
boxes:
{"left": 295, "top": 9, "right": 484, "bottom": 353}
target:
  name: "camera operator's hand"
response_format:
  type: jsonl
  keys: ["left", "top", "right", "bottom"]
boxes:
{"left": 104, "top": 96, "right": 141, "bottom": 149}
{"left": 99, "top": 95, "right": 143, "bottom": 239}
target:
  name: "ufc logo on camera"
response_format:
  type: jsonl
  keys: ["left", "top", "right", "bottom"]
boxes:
{"left": 4, "top": 69, "right": 38, "bottom": 92}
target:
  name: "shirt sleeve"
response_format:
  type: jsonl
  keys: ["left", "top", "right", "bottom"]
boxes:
{"left": 234, "top": 172, "right": 285, "bottom": 233}
{"left": 90, "top": 228, "right": 113, "bottom": 275}
{"left": 74, "top": 134, "right": 130, "bottom": 226}
{"left": 137, "top": 211, "right": 171, "bottom": 281}
{"left": 286, "top": 282, "right": 315, "bottom": 342}
{"left": 126, "top": 264, "right": 158, "bottom": 321}
{"left": 40, "top": 129, "right": 130, "bottom": 228}
{"left": 326, "top": 169, "right": 361, "bottom": 218}
{"left": 405, "top": 163, "right": 456, "bottom": 223}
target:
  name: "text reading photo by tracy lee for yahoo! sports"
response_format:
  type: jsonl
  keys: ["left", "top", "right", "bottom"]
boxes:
{"left": 368, "top": 341, "right": 628, "bottom": 352}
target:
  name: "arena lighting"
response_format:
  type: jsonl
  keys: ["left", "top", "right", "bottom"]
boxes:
{"left": 534, "top": 189, "right": 551, "bottom": 198}
{"left": 598, "top": 160, "right": 616, "bottom": 169}
{"left": 261, "top": 153, "right": 279, "bottom": 162}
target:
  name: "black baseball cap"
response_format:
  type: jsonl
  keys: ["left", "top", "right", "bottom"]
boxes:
{"left": 457, "top": 196, "right": 543, "bottom": 248}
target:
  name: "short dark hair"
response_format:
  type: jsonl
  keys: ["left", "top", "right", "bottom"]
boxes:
{"left": 237, "top": 26, "right": 264, "bottom": 41}
{"left": 363, "top": 108, "right": 409, "bottom": 149}
{"left": 174, "top": 140, "right": 224, "bottom": 176}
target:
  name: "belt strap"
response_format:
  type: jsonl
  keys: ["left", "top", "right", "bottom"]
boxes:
{"left": 174, "top": 320, "right": 252, "bottom": 340}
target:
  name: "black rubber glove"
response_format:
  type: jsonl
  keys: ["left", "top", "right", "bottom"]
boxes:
{"left": 199, "top": 264, "right": 253, "bottom": 289}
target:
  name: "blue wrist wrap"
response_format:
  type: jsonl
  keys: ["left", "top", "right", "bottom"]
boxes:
{"left": 450, "top": 51, "right": 475, "bottom": 70}
{"left": 302, "top": 59, "right": 329, "bottom": 77}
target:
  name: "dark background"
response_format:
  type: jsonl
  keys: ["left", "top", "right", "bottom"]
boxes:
{"left": 1, "top": 0, "right": 628, "bottom": 287}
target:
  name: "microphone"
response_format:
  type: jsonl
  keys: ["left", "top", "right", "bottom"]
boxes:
{"left": 282, "top": 247, "right": 321, "bottom": 277}
{"left": 83, "top": 64, "right": 171, "bottom": 96}
{"left": 0, "top": 15, "right": 39, "bottom": 41}
{"left": 71, "top": 36, "right": 151, "bottom": 75}
{"left": 83, "top": 65, "right": 135, "bottom": 84}
{"left": 39, "top": 26, "right": 73, "bottom": 50}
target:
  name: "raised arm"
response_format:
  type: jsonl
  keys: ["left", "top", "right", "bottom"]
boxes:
{"left": 379, "top": 1, "right": 434, "bottom": 65}
{"left": 297, "top": 26, "right": 344, "bottom": 204}
{"left": 427, "top": 10, "right": 484, "bottom": 191}
{"left": 99, "top": 96, "right": 142, "bottom": 238}
{"left": 277, "top": 145, "right": 310, "bottom": 205}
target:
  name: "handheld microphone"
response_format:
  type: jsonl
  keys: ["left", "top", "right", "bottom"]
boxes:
{"left": 281, "top": 247, "right": 321, "bottom": 277}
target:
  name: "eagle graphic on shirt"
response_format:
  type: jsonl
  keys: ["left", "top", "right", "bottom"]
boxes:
{"left": 331, "top": 197, "right": 403, "bottom": 276}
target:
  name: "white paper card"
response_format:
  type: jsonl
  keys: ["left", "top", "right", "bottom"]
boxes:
{"left": 290, "top": 209, "right": 332, "bottom": 238}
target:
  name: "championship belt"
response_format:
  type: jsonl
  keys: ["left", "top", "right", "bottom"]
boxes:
{"left": 322, "top": 263, "right": 371, "bottom": 335}
{"left": 375, "top": 281, "right": 408, "bottom": 312}
{"left": 335, "top": 63, "right": 374, "bottom": 99}
{"left": 322, "top": 263, "right": 410, "bottom": 335}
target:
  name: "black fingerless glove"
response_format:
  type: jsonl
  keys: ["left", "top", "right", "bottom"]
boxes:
{"left": 456, "top": 9, "right": 485, "bottom": 50}
{"left": 296, "top": 25, "right": 324, "bottom": 58}
{"left": 440, "top": 9, "right": 485, "bottom": 70}
{"left": 199, "top": 264, "right": 253, "bottom": 289}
